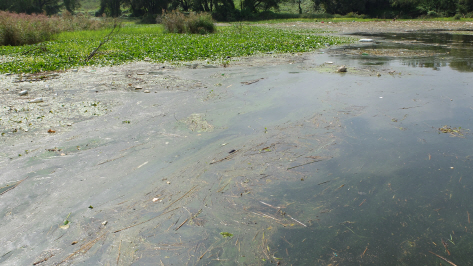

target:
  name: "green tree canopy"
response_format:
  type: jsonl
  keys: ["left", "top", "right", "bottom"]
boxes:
{"left": 0, "top": 0, "right": 79, "bottom": 15}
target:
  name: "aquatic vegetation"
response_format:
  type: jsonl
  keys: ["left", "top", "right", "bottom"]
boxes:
{"left": 220, "top": 232, "right": 233, "bottom": 238}
{"left": 0, "top": 25, "right": 353, "bottom": 74}
{"left": 438, "top": 125, "right": 463, "bottom": 136}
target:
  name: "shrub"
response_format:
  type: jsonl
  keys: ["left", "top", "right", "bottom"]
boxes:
{"left": 186, "top": 12, "right": 215, "bottom": 34}
{"left": 0, "top": 11, "right": 57, "bottom": 46}
{"left": 0, "top": 11, "right": 113, "bottom": 46}
{"left": 161, "top": 11, "right": 215, "bottom": 34}
{"left": 59, "top": 11, "right": 113, "bottom": 32}
{"left": 453, "top": 13, "right": 462, "bottom": 20}
{"left": 426, "top": 10, "right": 439, "bottom": 17}
{"left": 161, "top": 11, "right": 186, "bottom": 33}
{"left": 140, "top": 14, "right": 158, "bottom": 24}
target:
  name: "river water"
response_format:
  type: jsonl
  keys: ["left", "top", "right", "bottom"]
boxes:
{"left": 1, "top": 31, "right": 473, "bottom": 266}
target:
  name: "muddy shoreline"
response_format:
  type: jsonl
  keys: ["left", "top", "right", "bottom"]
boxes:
{"left": 258, "top": 20, "right": 473, "bottom": 33}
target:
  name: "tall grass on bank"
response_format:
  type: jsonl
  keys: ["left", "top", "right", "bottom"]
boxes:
{"left": 0, "top": 25, "right": 354, "bottom": 73}
{"left": 161, "top": 11, "right": 215, "bottom": 34}
{"left": 0, "top": 12, "right": 57, "bottom": 46}
{"left": 0, "top": 11, "right": 113, "bottom": 46}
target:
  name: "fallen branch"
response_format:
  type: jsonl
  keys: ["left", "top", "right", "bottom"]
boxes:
{"left": 85, "top": 23, "right": 121, "bottom": 62}
{"left": 22, "top": 45, "right": 48, "bottom": 55}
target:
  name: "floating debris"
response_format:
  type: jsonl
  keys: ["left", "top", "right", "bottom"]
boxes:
{"left": 337, "top": 66, "right": 347, "bottom": 73}
{"left": 28, "top": 97, "right": 43, "bottom": 103}
{"left": 220, "top": 232, "right": 233, "bottom": 238}
{"left": 438, "top": 125, "right": 463, "bottom": 137}
{"left": 0, "top": 177, "right": 28, "bottom": 196}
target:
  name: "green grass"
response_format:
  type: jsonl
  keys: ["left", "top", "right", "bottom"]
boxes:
{"left": 0, "top": 24, "right": 354, "bottom": 73}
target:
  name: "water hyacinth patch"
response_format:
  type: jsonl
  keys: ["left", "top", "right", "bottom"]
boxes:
{"left": 0, "top": 25, "right": 354, "bottom": 74}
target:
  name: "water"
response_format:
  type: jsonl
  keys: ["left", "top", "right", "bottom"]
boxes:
{"left": 2, "top": 31, "right": 473, "bottom": 266}
{"left": 248, "top": 32, "right": 473, "bottom": 266}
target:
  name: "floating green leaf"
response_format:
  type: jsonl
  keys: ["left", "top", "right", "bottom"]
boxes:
{"left": 220, "top": 232, "right": 233, "bottom": 238}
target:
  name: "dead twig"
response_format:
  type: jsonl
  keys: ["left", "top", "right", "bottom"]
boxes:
{"left": 175, "top": 218, "right": 189, "bottom": 231}
{"left": 0, "top": 176, "right": 29, "bottom": 196}
{"left": 164, "top": 185, "right": 198, "bottom": 210}
{"left": 22, "top": 45, "right": 48, "bottom": 55}
{"left": 58, "top": 233, "right": 106, "bottom": 265}
{"left": 428, "top": 251, "right": 458, "bottom": 266}
{"left": 360, "top": 245, "right": 368, "bottom": 258}
{"left": 116, "top": 240, "right": 122, "bottom": 265}
{"left": 85, "top": 23, "right": 121, "bottom": 62}
{"left": 113, "top": 207, "right": 179, "bottom": 233}
{"left": 287, "top": 159, "right": 323, "bottom": 170}
{"left": 32, "top": 253, "right": 54, "bottom": 265}
{"left": 210, "top": 151, "right": 238, "bottom": 165}
{"left": 287, "top": 214, "right": 307, "bottom": 227}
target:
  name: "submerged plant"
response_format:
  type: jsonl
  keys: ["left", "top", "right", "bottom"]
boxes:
{"left": 438, "top": 125, "right": 463, "bottom": 136}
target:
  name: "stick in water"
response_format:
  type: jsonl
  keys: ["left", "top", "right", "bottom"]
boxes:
{"left": 428, "top": 251, "right": 458, "bottom": 266}
{"left": 287, "top": 214, "right": 307, "bottom": 227}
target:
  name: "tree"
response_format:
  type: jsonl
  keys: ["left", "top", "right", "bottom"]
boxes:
{"left": 33, "top": 0, "right": 62, "bottom": 14}
{"left": 126, "top": 0, "right": 171, "bottom": 16}
{"left": 97, "top": 0, "right": 123, "bottom": 17}
{"left": 0, "top": 0, "right": 77, "bottom": 15}
{"left": 390, "top": 0, "right": 458, "bottom": 16}
{"left": 457, "top": 0, "right": 473, "bottom": 14}
{"left": 0, "top": 0, "right": 37, "bottom": 13}
{"left": 318, "top": 0, "right": 370, "bottom": 14}
{"left": 242, "top": 0, "right": 281, "bottom": 12}
{"left": 63, "top": 0, "right": 81, "bottom": 13}
{"left": 192, "top": 0, "right": 213, "bottom": 12}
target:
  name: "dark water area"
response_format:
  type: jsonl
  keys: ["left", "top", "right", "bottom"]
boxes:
{"left": 333, "top": 31, "right": 473, "bottom": 73}
{"left": 238, "top": 32, "right": 473, "bottom": 266}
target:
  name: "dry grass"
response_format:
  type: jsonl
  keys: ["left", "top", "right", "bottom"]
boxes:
{"left": 0, "top": 11, "right": 113, "bottom": 46}
{"left": 161, "top": 11, "right": 215, "bottom": 34}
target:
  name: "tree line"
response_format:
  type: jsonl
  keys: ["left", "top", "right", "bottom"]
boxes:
{"left": 2, "top": 0, "right": 473, "bottom": 19}
{"left": 0, "top": 0, "right": 80, "bottom": 15}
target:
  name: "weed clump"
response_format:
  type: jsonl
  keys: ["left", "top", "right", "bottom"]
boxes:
{"left": 0, "top": 11, "right": 113, "bottom": 46}
{"left": 0, "top": 11, "right": 57, "bottom": 46}
{"left": 161, "top": 11, "right": 215, "bottom": 34}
